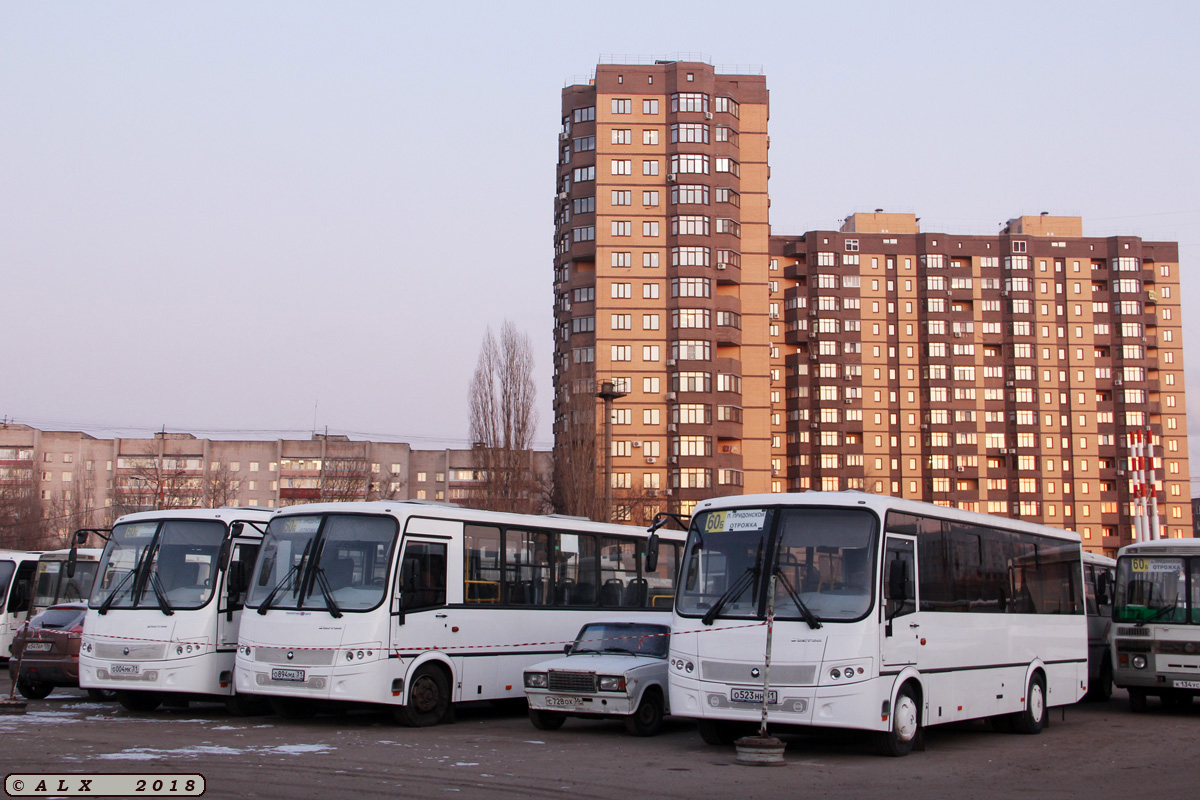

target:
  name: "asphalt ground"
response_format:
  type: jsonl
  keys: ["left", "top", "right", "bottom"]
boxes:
{"left": 1, "top": 674, "right": 1197, "bottom": 800}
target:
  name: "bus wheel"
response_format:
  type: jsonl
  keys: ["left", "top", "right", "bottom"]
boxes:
{"left": 1012, "top": 674, "right": 1047, "bottom": 734}
{"left": 226, "top": 692, "right": 271, "bottom": 716}
{"left": 697, "top": 719, "right": 745, "bottom": 746}
{"left": 116, "top": 691, "right": 162, "bottom": 713}
{"left": 269, "top": 697, "right": 318, "bottom": 719}
{"left": 395, "top": 665, "right": 450, "bottom": 727}
{"left": 874, "top": 686, "right": 920, "bottom": 756}
{"left": 16, "top": 680, "right": 53, "bottom": 700}
{"left": 624, "top": 688, "right": 665, "bottom": 737}
{"left": 1088, "top": 658, "right": 1113, "bottom": 702}
{"left": 1128, "top": 688, "right": 1148, "bottom": 713}
{"left": 86, "top": 689, "right": 117, "bottom": 702}
{"left": 528, "top": 708, "right": 566, "bottom": 731}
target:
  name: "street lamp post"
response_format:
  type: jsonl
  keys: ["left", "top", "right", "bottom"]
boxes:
{"left": 597, "top": 380, "right": 627, "bottom": 522}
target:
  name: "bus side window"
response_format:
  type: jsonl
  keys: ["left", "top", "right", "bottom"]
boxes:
{"left": 400, "top": 543, "right": 447, "bottom": 611}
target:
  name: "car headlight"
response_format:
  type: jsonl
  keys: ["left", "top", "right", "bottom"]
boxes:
{"left": 1132, "top": 654, "right": 1147, "bottom": 670}
{"left": 524, "top": 672, "right": 547, "bottom": 689}
{"left": 598, "top": 675, "right": 627, "bottom": 692}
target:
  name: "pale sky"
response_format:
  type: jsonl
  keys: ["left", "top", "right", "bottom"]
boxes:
{"left": 3, "top": 2, "right": 1198, "bottom": 494}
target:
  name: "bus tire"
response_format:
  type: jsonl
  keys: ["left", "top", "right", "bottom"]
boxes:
{"left": 226, "top": 692, "right": 271, "bottom": 716}
{"left": 528, "top": 708, "right": 566, "bottom": 731}
{"left": 1128, "top": 688, "right": 1148, "bottom": 713}
{"left": 268, "top": 697, "right": 318, "bottom": 719}
{"left": 874, "top": 686, "right": 920, "bottom": 757}
{"left": 1012, "top": 674, "right": 1047, "bottom": 734}
{"left": 1088, "top": 657, "right": 1113, "bottom": 702}
{"left": 697, "top": 719, "right": 745, "bottom": 746}
{"left": 624, "top": 688, "right": 664, "bottom": 737}
{"left": 16, "top": 680, "right": 53, "bottom": 700}
{"left": 116, "top": 690, "right": 162, "bottom": 713}
{"left": 86, "top": 689, "right": 117, "bottom": 702}
{"left": 395, "top": 664, "right": 450, "bottom": 727}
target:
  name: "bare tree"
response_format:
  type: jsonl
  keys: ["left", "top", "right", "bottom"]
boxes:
{"left": 368, "top": 469, "right": 406, "bottom": 501}
{"left": 46, "top": 464, "right": 101, "bottom": 547}
{"left": 0, "top": 467, "right": 50, "bottom": 549}
{"left": 320, "top": 458, "right": 369, "bottom": 503}
{"left": 204, "top": 462, "right": 243, "bottom": 508}
{"left": 468, "top": 322, "right": 541, "bottom": 514}
{"left": 112, "top": 447, "right": 200, "bottom": 515}
{"left": 551, "top": 386, "right": 603, "bottom": 520}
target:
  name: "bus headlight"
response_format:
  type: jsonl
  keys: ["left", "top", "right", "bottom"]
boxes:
{"left": 524, "top": 672, "right": 547, "bottom": 689}
{"left": 598, "top": 675, "right": 626, "bottom": 692}
{"left": 1131, "top": 655, "right": 1147, "bottom": 670}
{"left": 671, "top": 658, "right": 695, "bottom": 673}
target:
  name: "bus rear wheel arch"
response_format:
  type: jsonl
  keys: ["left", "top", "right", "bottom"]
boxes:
{"left": 394, "top": 663, "right": 451, "bottom": 727}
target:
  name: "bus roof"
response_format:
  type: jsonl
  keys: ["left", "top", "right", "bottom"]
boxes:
{"left": 693, "top": 491, "right": 1082, "bottom": 543}
{"left": 265, "top": 500, "right": 683, "bottom": 540}
{"left": 1117, "top": 538, "right": 1200, "bottom": 558}
{"left": 113, "top": 507, "right": 275, "bottom": 526}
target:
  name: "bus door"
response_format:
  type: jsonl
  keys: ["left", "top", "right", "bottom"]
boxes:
{"left": 881, "top": 534, "right": 919, "bottom": 669}
{"left": 391, "top": 537, "right": 450, "bottom": 675}
{"left": 217, "top": 537, "right": 262, "bottom": 648}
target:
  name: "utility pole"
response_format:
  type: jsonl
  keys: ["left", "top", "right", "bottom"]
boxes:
{"left": 596, "top": 380, "right": 627, "bottom": 522}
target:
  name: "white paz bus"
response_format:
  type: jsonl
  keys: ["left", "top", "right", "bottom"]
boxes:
{"left": 235, "top": 501, "right": 685, "bottom": 724}
{"left": 1111, "top": 537, "right": 1200, "bottom": 712}
{"left": 658, "top": 492, "right": 1087, "bottom": 756}
{"left": 79, "top": 508, "right": 273, "bottom": 713}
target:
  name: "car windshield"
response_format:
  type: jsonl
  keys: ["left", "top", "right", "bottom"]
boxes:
{"left": 677, "top": 506, "right": 877, "bottom": 622}
{"left": 570, "top": 622, "right": 670, "bottom": 658}
{"left": 1114, "top": 555, "right": 1193, "bottom": 624}
{"left": 90, "top": 519, "right": 226, "bottom": 611}
{"left": 30, "top": 606, "right": 86, "bottom": 630}
{"left": 246, "top": 514, "right": 398, "bottom": 613}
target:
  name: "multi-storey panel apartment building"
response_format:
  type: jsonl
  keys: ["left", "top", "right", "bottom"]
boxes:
{"left": 773, "top": 212, "right": 1191, "bottom": 553}
{"left": 552, "top": 59, "right": 772, "bottom": 520}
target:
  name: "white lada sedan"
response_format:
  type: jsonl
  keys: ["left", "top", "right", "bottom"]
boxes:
{"left": 523, "top": 620, "right": 671, "bottom": 736}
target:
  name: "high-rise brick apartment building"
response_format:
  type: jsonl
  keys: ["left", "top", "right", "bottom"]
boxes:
{"left": 772, "top": 212, "right": 1191, "bottom": 553}
{"left": 552, "top": 59, "right": 772, "bottom": 521}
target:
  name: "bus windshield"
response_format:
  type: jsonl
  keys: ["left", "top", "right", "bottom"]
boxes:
{"left": 90, "top": 520, "right": 226, "bottom": 612}
{"left": 246, "top": 514, "right": 397, "bottom": 613}
{"left": 1114, "top": 556, "right": 1193, "bottom": 624}
{"left": 34, "top": 560, "right": 97, "bottom": 608}
{"left": 678, "top": 506, "right": 877, "bottom": 622}
{"left": 0, "top": 560, "right": 15, "bottom": 603}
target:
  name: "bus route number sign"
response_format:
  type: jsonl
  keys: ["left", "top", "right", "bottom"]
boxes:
{"left": 704, "top": 510, "right": 767, "bottom": 534}
{"left": 1131, "top": 557, "right": 1181, "bottom": 574}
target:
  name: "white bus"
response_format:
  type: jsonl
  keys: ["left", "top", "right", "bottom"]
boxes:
{"left": 31, "top": 548, "right": 103, "bottom": 618}
{"left": 1082, "top": 551, "right": 1116, "bottom": 701}
{"left": 0, "top": 551, "right": 41, "bottom": 661}
{"left": 79, "top": 508, "right": 273, "bottom": 713}
{"left": 235, "top": 501, "right": 685, "bottom": 724}
{"left": 1111, "top": 538, "right": 1200, "bottom": 713}
{"left": 659, "top": 492, "right": 1087, "bottom": 756}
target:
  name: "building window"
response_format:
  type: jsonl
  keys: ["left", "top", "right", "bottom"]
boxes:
{"left": 642, "top": 129, "right": 658, "bottom": 145}
{"left": 612, "top": 221, "right": 631, "bottom": 237}
{"left": 642, "top": 159, "right": 659, "bottom": 176}
{"left": 643, "top": 99, "right": 659, "bottom": 115}
{"left": 612, "top": 345, "right": 632, "bottom": 361}
{"left": 670, "top": 92, "right": 709, "bottom": 113}
{"left": 643, "top": 221, "right": 660, "bottom": 237}
{"left": 611, "top": 159, "right": 632, "bottom": 175}
{"left": 612, "top": 190, "right": 631, "bottom": 206}
{"left": 611, "top": 128, "right": 631, "bottom": 144}
{"left": 612, "top": 98, "right": 632, "bottom": 114}
{"left": 643, "top": 190, "right": 659, "bottom": 207}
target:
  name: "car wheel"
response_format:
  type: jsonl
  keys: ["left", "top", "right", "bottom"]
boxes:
{"left": 874, "top": 685, "right": 920, "bottom": 756}
{"left": 394, "top": 664, "right": 450, "bottom": 727}
{"left": 624, "top": 688, "right": 665, "bottom": 737}
{"left": 17, "top": 680, "right": 53, "bottom": 700}
{"left": 1012, "top": 674, "right": 1047, "bottom": 734}
{"left": 528, "top": 708, "right": 567, "bottom": 731}
{"left": 116, "top": 690, "right": 162, "bottom": 713}
{"left": 86, "top": 689, "right": 118, "bottom": 702}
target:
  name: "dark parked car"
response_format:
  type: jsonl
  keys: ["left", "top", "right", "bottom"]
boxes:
{"left": 8, "top": 602, "right": 112, "bottom": 701}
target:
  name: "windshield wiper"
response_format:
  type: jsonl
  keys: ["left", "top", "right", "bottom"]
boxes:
{"left": 1137, "top": 599, "right": 1179, "bottom": 626}
{"left": 98, "top": 545, "right": 153, "bottom": 615}
{"left": 774, "top": 569, "right": 822, "bottom": 629}
{"left": 256, "top": 539, "right": 312, "bottom": 616}
{"left": 701, "top": 541, "right": 763, "bottom": 626}
{"left": 602, "top": 646, "right": 636, "bottom": 655}
{"left": 311, "top": 567, "right": 343, "bottom": 618}
{"left": 147, "top": 572, "right": 175, "bottom": 616}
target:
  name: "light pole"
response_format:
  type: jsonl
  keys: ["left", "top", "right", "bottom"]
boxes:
{"left": 597, "top": 380, "right": 627, "bottom": 522}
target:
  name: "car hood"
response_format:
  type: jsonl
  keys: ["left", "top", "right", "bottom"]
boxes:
{"left": 526, "top": 653, "right": 666, "bottom": 674}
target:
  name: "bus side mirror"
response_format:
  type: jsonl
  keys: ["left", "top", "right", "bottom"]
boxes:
{"left": 227, "top": 561, "right": 247, "bottom": 596}
{"left": 645, "top": 533, "right": 660, "bottom": 573}
{"left": 74, "top": 529, "right": 90, "bottom": 546}
{"left": 66, "top": 548, "right": 78, "bottom": 579}
{"left": 217, "top": 540, "right": 232, "bottom": 571}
